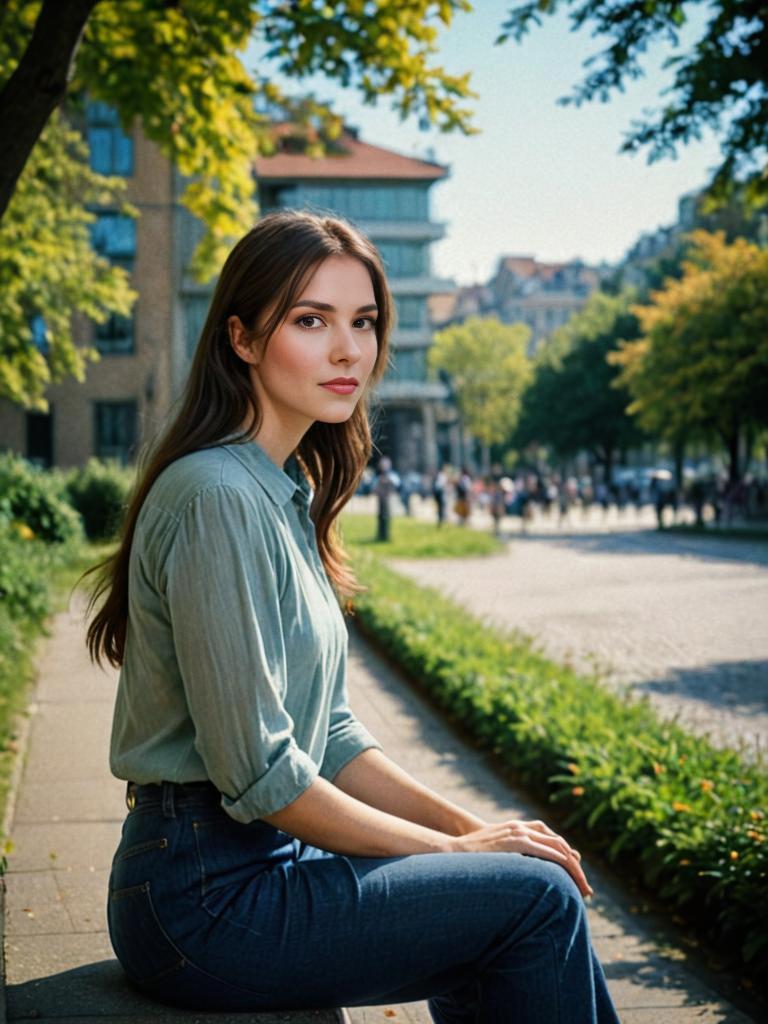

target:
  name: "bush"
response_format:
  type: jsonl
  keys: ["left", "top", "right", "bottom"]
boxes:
{"left": 0, "top": 454, "right": 81, "bottom": 544}
{"left": 0, "top": 521, "right": 50, "bottom": 621}
{"left": 348, "top": 547, "right": 768, "bottom": 981}
{"left": 64, "top": 458, "right": 135, "bottom": 540}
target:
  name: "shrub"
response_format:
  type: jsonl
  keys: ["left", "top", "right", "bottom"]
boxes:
{"left": 0, "top": 521, "right": 50, "bottom": 621}
{"left": 0, "top": 454, "right": 81, "bottom": 545}
{"left": 64, "top": 458, "right": 135, "bottom": 540}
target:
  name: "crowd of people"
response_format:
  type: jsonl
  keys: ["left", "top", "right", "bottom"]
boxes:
{"left": 362, "top": 459, "right": 768, "bottom": 534}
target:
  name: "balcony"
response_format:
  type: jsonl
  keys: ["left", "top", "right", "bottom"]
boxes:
{"left": 359, "top": 220, "right": 446, "bottom": 241}
{"left": 374, "top": 379, "right": 449, "bottom": 402}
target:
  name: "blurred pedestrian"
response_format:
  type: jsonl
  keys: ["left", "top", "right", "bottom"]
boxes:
{"left": 432, "top": 466, "right": 448, "bottom": 526}
{"left": 454, "top": 466, "right": 472, "bottom": 526}
{"left": 372, "top": 456, "right": 399, "bottom": 542}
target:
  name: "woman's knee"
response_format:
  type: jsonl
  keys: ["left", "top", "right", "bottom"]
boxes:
{"left": 504, "top": 854, "right": 586, "bottom": 926}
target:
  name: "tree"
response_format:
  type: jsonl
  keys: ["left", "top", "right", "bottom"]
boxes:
{"left": 0, "top": 0, "right": 480, "bottom": 408}
{"left": 514, "top": 290, "right": 647, "bottom": 481}
{"left": 0, "top": 111, "right": 135, "bottom": 408}
{"left": 428, "top": 316, "right": 533, "bottom": 447}
{"left": 0, "top": 0, "right": 478, "bottom": 261}
{"left": 608, "top": 230, "right": 768, "bottom": 485}
{"left": 498, "top": 0, "right": 768, "bottom": 206}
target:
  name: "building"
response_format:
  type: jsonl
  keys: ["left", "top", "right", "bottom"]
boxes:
{"left": 0, "top": 116, "right": 456, "bottom": 475}
{"left": 487, "top": 256, "right": 603, "bottom": 355}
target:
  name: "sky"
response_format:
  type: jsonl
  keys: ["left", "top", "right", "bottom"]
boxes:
{"left": 247, "top": 3, "right": 723, "bottom": 286}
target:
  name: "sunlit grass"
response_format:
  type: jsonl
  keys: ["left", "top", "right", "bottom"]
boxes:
{"left": 338, "top": 511, "right": 503, "bottom": 558}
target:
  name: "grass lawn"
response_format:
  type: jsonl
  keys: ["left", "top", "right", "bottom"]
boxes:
{"left": 338, "top": 511, "right": 504, "bottom": 558}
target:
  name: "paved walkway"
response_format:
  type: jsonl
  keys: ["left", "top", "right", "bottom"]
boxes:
{"left": 1, "top": 591, "right": 762, "bottom": 1022}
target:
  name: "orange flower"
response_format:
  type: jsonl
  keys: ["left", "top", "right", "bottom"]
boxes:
{"left": 572, "top": 786, "right": 585, "bottom": 797}
{"left": 699, "top": 779, "right": 714, "bottom": 792}
{"left": 730, "top": 851, "right": 739, "bottom": 861}
{"left": 749, "top": 810, "right": 764, "bottom": 821}
{"left": 672, "top": 801, "right": 691, "bottom": 813}
{"left": 567, "top": 763, "right": 580, "bottom": 775}
{"left": 679, "top": 858, "right": 691, "bottom": 866}
{"left": 746, "top": 831, "right": 764, "bottom": 842}
{"left": 653, "top": 762, "right": 664, "bottom": 775}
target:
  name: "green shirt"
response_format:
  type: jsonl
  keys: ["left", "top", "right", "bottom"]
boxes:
{"left": 109, "top": 437, "right": 383, "bottom": 823}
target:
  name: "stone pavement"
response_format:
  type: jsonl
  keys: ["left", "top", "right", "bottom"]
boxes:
{"left": 1, "top": 593, "right": 763, "bottom": 1023}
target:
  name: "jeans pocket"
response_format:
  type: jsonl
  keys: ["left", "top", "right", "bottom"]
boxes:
{"left": 108, "top": 881, "right": 186, "bottom": 987}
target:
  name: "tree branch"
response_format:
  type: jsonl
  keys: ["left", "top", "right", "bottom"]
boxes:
{"left": 0, "top": 0, "right": 101, "bottom": 219}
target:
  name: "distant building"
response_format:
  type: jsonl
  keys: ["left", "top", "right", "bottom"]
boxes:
{"left": 488, "top": 256, "right": 603, "bottom": 355}
{"left": 0, "top": 116, "right": 456, "bottom": 475}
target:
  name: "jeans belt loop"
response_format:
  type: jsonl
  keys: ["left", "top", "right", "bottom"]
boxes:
{"left": 161, "top": 780, "right": 177, "bottom": 819}
{"left": 125, "top": 781, "right": 137, "bottom": 810}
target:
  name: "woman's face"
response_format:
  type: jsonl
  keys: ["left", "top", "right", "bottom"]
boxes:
{"left": 233, "top": 254, "right": 379, "bottom": 446}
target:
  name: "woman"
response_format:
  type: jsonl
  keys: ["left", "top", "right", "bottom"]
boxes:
{"left": 82, "top": 210, "right": 620, "bottom": 1022}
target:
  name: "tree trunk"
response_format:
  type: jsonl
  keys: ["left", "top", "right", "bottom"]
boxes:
{"left": 0, "top": 0, "right": 101, "bottom": 221}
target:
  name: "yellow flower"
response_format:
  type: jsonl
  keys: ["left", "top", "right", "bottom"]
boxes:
{"left": 700, "top": 779, "right": 714, "bottom": 793}
{"left": 572, "top": 786, "right": 585, "bottom": 797}
{"left": 679, "top": 859, "right": 691, "bottom": 866}
{"left": 653, "top": 762, "right": 664, "bottom": 775}
{"left": 13, "top": 522, "right": 35, "bottom": 541}
{"left": 729, "top": 850, "right": 739, "bottom": 861}
{"left": 567, "top": 763, "right": 580, "bottom": 775}
{"left": 746, "top": 831, "right": 764, "bottom": 842}
{"left": 672, "top": 801, "right": 691, "bottom": 813}
{"left": 749, "top": 810, "right": 764, "bottom": 821}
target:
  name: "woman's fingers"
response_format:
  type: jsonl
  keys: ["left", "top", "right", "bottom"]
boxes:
{"left": 519, "top": 838, "right": 593, "bottom": 897}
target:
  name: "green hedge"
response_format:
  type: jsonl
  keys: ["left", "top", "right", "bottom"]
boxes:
{"left": 64, "top": 458, "right": 135, "bottom": 540}
{"left": 0, "top": 454, "right": 81, "bottom": 545}
{"left": 348, "top": 548, "right": 768, "bottom": 976}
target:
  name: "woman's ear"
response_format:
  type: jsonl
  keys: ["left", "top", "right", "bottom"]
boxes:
{"left": 228, "top": 315, "right": 260, "bottom": 366}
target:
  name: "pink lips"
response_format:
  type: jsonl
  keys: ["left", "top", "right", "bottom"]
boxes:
{"left": 320, "top": 378, "right": 358, "bottom": 394}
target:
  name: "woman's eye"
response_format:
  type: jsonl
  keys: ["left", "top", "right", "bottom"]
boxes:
{"left": 354, "top": 317, "right": 378, "bottom": 329}
{"left": 296, "top": 315, "right": 323, "bottom": 329}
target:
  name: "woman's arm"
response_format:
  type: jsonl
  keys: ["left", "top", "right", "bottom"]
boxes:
{"left": 262, "top": 774, "right": 454, "bottom": 856}
{"left": 330, "top": 747, "right": 487, "bottom": 837}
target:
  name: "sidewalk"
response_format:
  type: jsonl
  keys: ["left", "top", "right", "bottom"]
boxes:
{"left": 1, "top": 596, "right": 761, "bottom": 1023}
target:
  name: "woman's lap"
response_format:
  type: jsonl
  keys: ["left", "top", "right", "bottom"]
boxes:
{"left": 108, "top": 788, "right": 615, "bottom": 1020}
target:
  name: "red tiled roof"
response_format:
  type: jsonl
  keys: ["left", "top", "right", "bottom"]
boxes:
{"left": 254, "top": 124, "right": 448, "bottom": 181}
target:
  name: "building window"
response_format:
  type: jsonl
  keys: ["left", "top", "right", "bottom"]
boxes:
{"left": 297, "top": 185, "right": 428, "bottom": 222}
{"left": 394, "top": 296, "right": 425, "bottom": 329}
{"left": 87, "top": 101, "right": 133, "bottom": 176}
{"left": 30, "top": 314, "right": 48, "bottom": 355}
{"left": 90, "top": 212, "right": 136, "bottom": 354}
{"left": 94, "top": 401, "right": 137, "bottom": 464}
{"left": 388, "top": 348, "right": 427, "bottom": 382}
{"left": 377, "top": 241, "right": 426, "bottom": 276}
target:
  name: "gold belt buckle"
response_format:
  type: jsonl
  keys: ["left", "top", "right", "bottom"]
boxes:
{"left": 126, "top": 782, "right": 137, "bottom": 810}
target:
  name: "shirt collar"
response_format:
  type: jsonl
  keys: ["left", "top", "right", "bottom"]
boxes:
{"left": 221, "top": 435, "right": 312, "bottom": 509}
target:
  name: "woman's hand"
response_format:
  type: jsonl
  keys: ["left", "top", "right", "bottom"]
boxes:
{"left": 446, "top": 819, "right": 593, "bottom": 898}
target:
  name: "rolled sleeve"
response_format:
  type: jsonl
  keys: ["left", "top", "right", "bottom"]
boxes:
{"left": 319, "top": 671, "right": 383, "bottom": 783}
{"left": 165, "top": 485, "right": 319, "bottom": 821}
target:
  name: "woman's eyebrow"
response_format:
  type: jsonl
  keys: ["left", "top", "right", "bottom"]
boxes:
{"left": 290, "top": 300, "right": 378, "bottom": 313}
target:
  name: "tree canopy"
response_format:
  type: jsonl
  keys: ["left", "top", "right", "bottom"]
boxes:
{"left": 0, "top": 0, "right": 479, "bottom": 407}
{"left": 514, "top": 290, "right": 646, "bottom": 480}
{"left": 498, "top": 0, "right": 768, "bottom": 206}
{"left": 609, "top": 230, "right": 768, "bottom": 483}
{"left": 428, "top": 316, "right": 533, "bottom": 446}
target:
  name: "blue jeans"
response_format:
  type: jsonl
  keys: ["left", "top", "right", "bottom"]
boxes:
{"left": 108, "top": 781, "right": 620, "bottom": 1023}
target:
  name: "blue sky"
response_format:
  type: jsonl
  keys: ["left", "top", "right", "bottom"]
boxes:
{"left": 247, "top": 3, "right": 722, "bottom": 285}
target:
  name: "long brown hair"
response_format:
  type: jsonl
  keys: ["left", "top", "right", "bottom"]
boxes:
{"left": 81, "top": 209, "right": 394, "bottom": 669}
